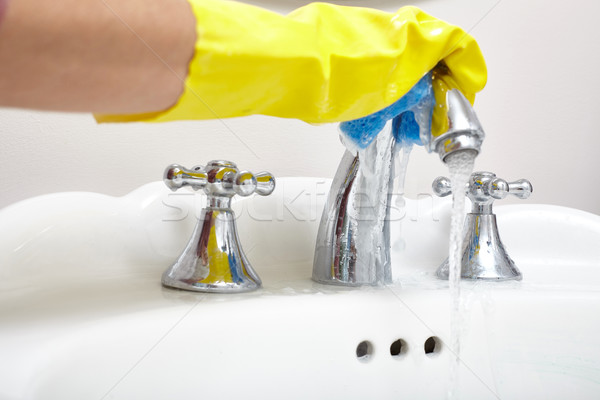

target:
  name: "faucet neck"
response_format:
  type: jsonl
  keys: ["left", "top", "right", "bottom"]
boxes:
{"left": 207, "top": 195, "right": 232, "bottom": 210}
{"left": 472, "top": 202, "right": 493, "bottom": 215}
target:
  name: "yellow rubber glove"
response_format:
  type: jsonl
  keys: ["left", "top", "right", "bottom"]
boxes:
{"left": 95, "top": 0, "right": 486, "bottom": 131}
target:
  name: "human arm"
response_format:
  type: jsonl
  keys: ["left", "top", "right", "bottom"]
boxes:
{"left": 0, "top": 0, "right": 486, "bottom": 126}
{"left": 0, "top": 0, "right": 195, "bottom": 114}
{"left": 96, "top": 0, "right": 486, "bottom": 126}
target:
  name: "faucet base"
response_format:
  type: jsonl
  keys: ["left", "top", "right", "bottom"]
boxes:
{"left": 162, "top": 209, "right": 262, "bottom": 293}
{"left": 312, "top": 139, "right": 395, "bottom": 287}
{"left": 436, "top": 213, "right": 522, "bottom": 281}
{"left": 311, "top": 275, "right": 392, "bottom": 287}
{"left": 162, "top": 278, "right": 261, "bottom": 293}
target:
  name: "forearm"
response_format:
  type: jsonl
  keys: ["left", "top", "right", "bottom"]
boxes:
{"left": 0, "top": 0, "right": 196, "bottom": 114}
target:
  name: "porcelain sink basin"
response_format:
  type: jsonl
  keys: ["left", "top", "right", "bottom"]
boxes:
{"left": 1, "top": 177, "right": 599, "bottom": 399}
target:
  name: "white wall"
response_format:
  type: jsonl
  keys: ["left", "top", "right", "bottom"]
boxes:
{"left": 1, "top": 0, "right": 599, "bottom": 214}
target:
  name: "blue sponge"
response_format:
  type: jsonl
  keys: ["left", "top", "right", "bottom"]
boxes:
{"left": 340, "top": 72, "right": 433, "bottom": 149}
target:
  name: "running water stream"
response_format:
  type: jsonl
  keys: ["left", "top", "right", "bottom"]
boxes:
{"left": 444, "top": 150, "right": 476, "bottom": 399}
{"left": 339, "top": 73, "right": 477, "bottom": 397}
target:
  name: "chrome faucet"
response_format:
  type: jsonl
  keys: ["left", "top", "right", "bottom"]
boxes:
{"left": 433, "top": 171, "right": 533, "bottom": 280}
{"left": 429, "top": 89, "right": 485, "bottom": 162}
{"left": 162, "top": 160, "right": 275, "bottom": 293}
{"left": 312, "top": 89, "right": 485, "bottom": 286}
{"left": 312, "top": 125, "right": 397, "bottom": 286}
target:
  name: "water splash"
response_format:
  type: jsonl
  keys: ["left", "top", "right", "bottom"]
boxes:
{"left": 351, "top": 120, "right": 397, "bottom": 284}
{"left": 444, "top": 150, "right": 476, "bottom": 399}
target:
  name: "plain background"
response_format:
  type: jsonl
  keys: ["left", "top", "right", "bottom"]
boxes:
{"left": 1, "top": 0, "right": 598, "bottom": 214}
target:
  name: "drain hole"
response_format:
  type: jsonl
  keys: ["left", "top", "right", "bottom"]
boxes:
{"left": 390, "top": 339, "right": 407, "bottom": 358}
{"left": 356, "top": 340, "right": 373, "bottom": 362}
{"left": 424, "top": 336, "right": 441, "bottom": 355}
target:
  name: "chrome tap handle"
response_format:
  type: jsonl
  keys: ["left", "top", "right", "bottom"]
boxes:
{"left": 433, "top": 171, "right": 532, "bottom": 212}
{"left": 164, "top": 161, "right": 275, "bottom": 198}
{"left": 164, "top": 164, "right": 208, "bottom": 191}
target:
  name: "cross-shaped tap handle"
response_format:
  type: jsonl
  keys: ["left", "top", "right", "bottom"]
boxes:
{"left": 432, "top": 171, "right": 532, "bottom": 213}
{"left": 164, "top": 160, "right": 275, "bottom": 198}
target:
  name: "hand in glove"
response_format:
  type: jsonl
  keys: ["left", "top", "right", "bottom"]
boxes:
{"left": 96, "top": 1, "right": 486, "bottom": 125}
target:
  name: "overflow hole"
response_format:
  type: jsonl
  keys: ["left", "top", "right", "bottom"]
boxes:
{"left": 390, "top": 339, "right": 407, "bottom": 358}
{"left": 356, "top": 340, "right": 373, "bottom": 362}
{"left": 424, "top": 336, "right": 441, "bottom": 356}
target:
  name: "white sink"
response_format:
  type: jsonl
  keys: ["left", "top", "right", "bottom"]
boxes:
{"left": 1, "top": 177, "right": 599, "bottom": 399}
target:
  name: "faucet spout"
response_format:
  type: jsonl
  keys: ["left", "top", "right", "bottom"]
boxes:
{"left": 312, "top": 126, "right": 396, "bottom": 286}
{"left": 312, "top": 86, "right": 487, "bottom": 287}
{"left": 430, "top": 89, "right": 485, "bottom": 162}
